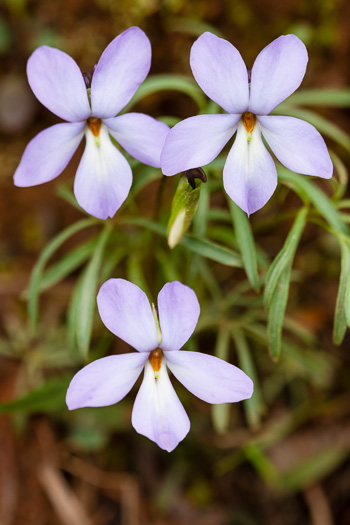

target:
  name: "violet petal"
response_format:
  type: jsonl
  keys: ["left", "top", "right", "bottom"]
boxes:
{"left": 158, "top": 281, "right": 200, "bottom": 352}
{"left": 165, "top": 350, "right": 254, "bottom": 403}
{"left": 161, "top": 114, "right": 240, "bottom": 176}
{"left": 27, "top": 46, "right": 91, "bottom": 122}
{"left": 258, "top": 115, "right": 333, "bottom": 179}
{"left": 66, "top": 353, "right": 148, "bottom": 410}
{"left": 74, "top": 123, "right": 132, "bottom": 220}
{"left": 14, "top": 122, "right": 85, "bottom": 187}
{"left": 97, "top": 279, "right": 159, "bottom": 353}
{"left": 91, "top": 27, "right": 151, "bottom": 119}
{"left": 132, "top": 360, "right": 190, "bottom": 452}
{"left": 223, "top": 122, "right": 277, "bottom": 215}
{"left": 249, "top": 35, "right": 308, "bottom": 115}
{"left": 105, "top": 113, "right": 169, "bottom": 168}
{"left": 190, "top": 31, "right": 249, "bottom": 114}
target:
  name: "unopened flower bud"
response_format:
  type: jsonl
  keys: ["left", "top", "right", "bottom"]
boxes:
{"left": 167, "top": 168, "right": 206, "bottom": 249}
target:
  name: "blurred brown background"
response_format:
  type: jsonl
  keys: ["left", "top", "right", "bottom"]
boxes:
{"left": 1, "top": 1, "right": 350, "bottom": 524}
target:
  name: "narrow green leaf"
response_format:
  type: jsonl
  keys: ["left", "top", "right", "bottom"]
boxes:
{"left": 283, "top": 447, "right": 347, "bottom": 492}
{"left": 28, "top": 218, "right": 98, "bottom": 331}
{"left": 123, "top": 74, "right": 207, "bottom": 113}
{"left": 75, "top": 223, "right": 112, "bottom": 357}
{"left": 39, "top": 238, "right": 97, "bottom": 292}
{"left": 264, "top": 207, "right": 307, "bottom": 308}
{"left": 56, "top": 183, "right": 85, "bottom": 212}
{"left": 120, "top": 217, "right": 242, "bottom": 267}
{"left": 67, "top": 270, "right": 85, "bottom": 354}
{"left": 333, "top": 238, "right": 350, "bottom": 344}
{"left": 0, "top": 377, "right": 70, "bottom": 413}
{"left": 281, "top": 88, "right": 350, "bottom": 108}
{"left": 243, "top": 444, "right": 280, "bottom": 485}
{"left": 232, "top": 328, "right": 265, "bottom": 428}
{"left": 278, "top": 166, "right": 348, "bottom": 235}
{"left": 228, "top": 199, "right": 260, "bottom": 291}
{"left": 267, "top": 265, "right": 292, "bottom": 361}
{"left": 212, "top": 326, "right": 231, "bottom": 433}
{"left": 330, "top": 150, "right": 348, "bottom": 201}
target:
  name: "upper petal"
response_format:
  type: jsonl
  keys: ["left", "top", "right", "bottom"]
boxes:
{"left": 132, "top": 360, "right": 190, "bottom": 452}
{"left": 14, "top": 122, "right": 85, "bottom": 187}
{"left": 105, "top": 113, "right": 169, "bottom": 168}
{"left": 190, "top": 32, "right": 249, "bottom": 114}
{"left": 161, "top": 114, "right": 239, "bottom": 176}
{"left": 97, "top": 278, "right": 159, "bottom": 353}
{"left": 165, "top": 351, "right": 253, "bottom": 403}
{"left": 74, "top": 123, "right": 132, "bottom": 220}
{"left": 66, "top": 353, "right": 148, "bottom": 409}
{"left": 91, "top": 27, "right": 151, "bottom": 118}
{"left": 249, "top": 35, "right": 308, "bottom": 115}
{"left": 258, "top": 115, "right": 333, "bottom": 179}
{"left": 27, "top": 46, "right": 91, "bottom": 122}
{"left": 158, "top": 282, "right": 200, "bottom": 352}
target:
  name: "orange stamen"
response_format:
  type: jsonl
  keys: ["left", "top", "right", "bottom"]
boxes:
{"left": 149, "top": 349, "right": 162, "bottom": 373}
{"left": 242, "top": 112, "right": 256, "bottom": 133}
{"left": 88, "top": 117, "right": 102, "bottom": 137}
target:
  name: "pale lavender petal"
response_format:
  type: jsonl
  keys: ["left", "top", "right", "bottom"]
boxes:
{"left": 161, "top": 114, "right": 240, "bottom": 176}
{"left": 14, "top": 122, "right": 85, "bottom": 187}
{"left": 74, "top": 123, "right": 132, "bottom": 220}
{"left": 258, "top": 115, "right": 333, "bottom": 179}
{"left": 105, "top": 113, "right": 169, "bottom": 168}
{"left": 132, "top": 360, "right": 190, "bottom": 452}
{"left": 223, "top": 121, "right": 277, "bottom": 215}
{"left": 158, "top": 282, "right": 200, "bottom": 352}
{"left": 165, "top": 351, "right": 254, "bottom": 403}
{"left": 97, "top": 279, "right": 159, "bottom": 352}
{"left": 27, "top": 46, "right": 91, "bottom": 122}
{"left": 190, "top": 32, "right": 249, "bottom": 114}
{"left": 66, "top": 353, "right": 148, "bottom": 410}
{"left": 249, "top": 35, "right": 308, "bottom": 115}
{"left": 91, "top": 27, "right": 151, "bottom": 118}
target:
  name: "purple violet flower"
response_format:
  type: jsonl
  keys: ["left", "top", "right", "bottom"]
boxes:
{"left": 14, "top": 27, "right": 169, "bottom": 220}
{"left": 66, "top": 279, "right": 253, "bottom": 452}
{"left": 161, "top": 33, "right": 333, "bottom": 215}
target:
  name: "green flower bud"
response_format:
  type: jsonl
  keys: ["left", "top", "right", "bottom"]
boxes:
{"left": 167, "top": 168, "right": 207, "bottom": 249}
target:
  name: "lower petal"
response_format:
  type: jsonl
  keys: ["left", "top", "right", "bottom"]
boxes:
{"left": 105, "top": 113, "right": 169, "bottom": 168}
{"left": 132, "top": 360, "right": 190, "bottom": 452}
{"left": 165, "top": 350, "right": 253, "bottom": 404}
{"left": 258, "top": 115, "right": 333, "bottom": 179}
{"left": 74, "top": 123, "right": 132, "bottom": 220}
{"left": 161, "top": 114, "right": 240, "bottom": 176}
{"left": 66, "top": 353, "right": 148, "bottom": 410}
{"left": 14, "top": 122, "right": 85, "bottom": 187}
{"left": 223, "top": 122, "right": 277, "bottom": 215}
